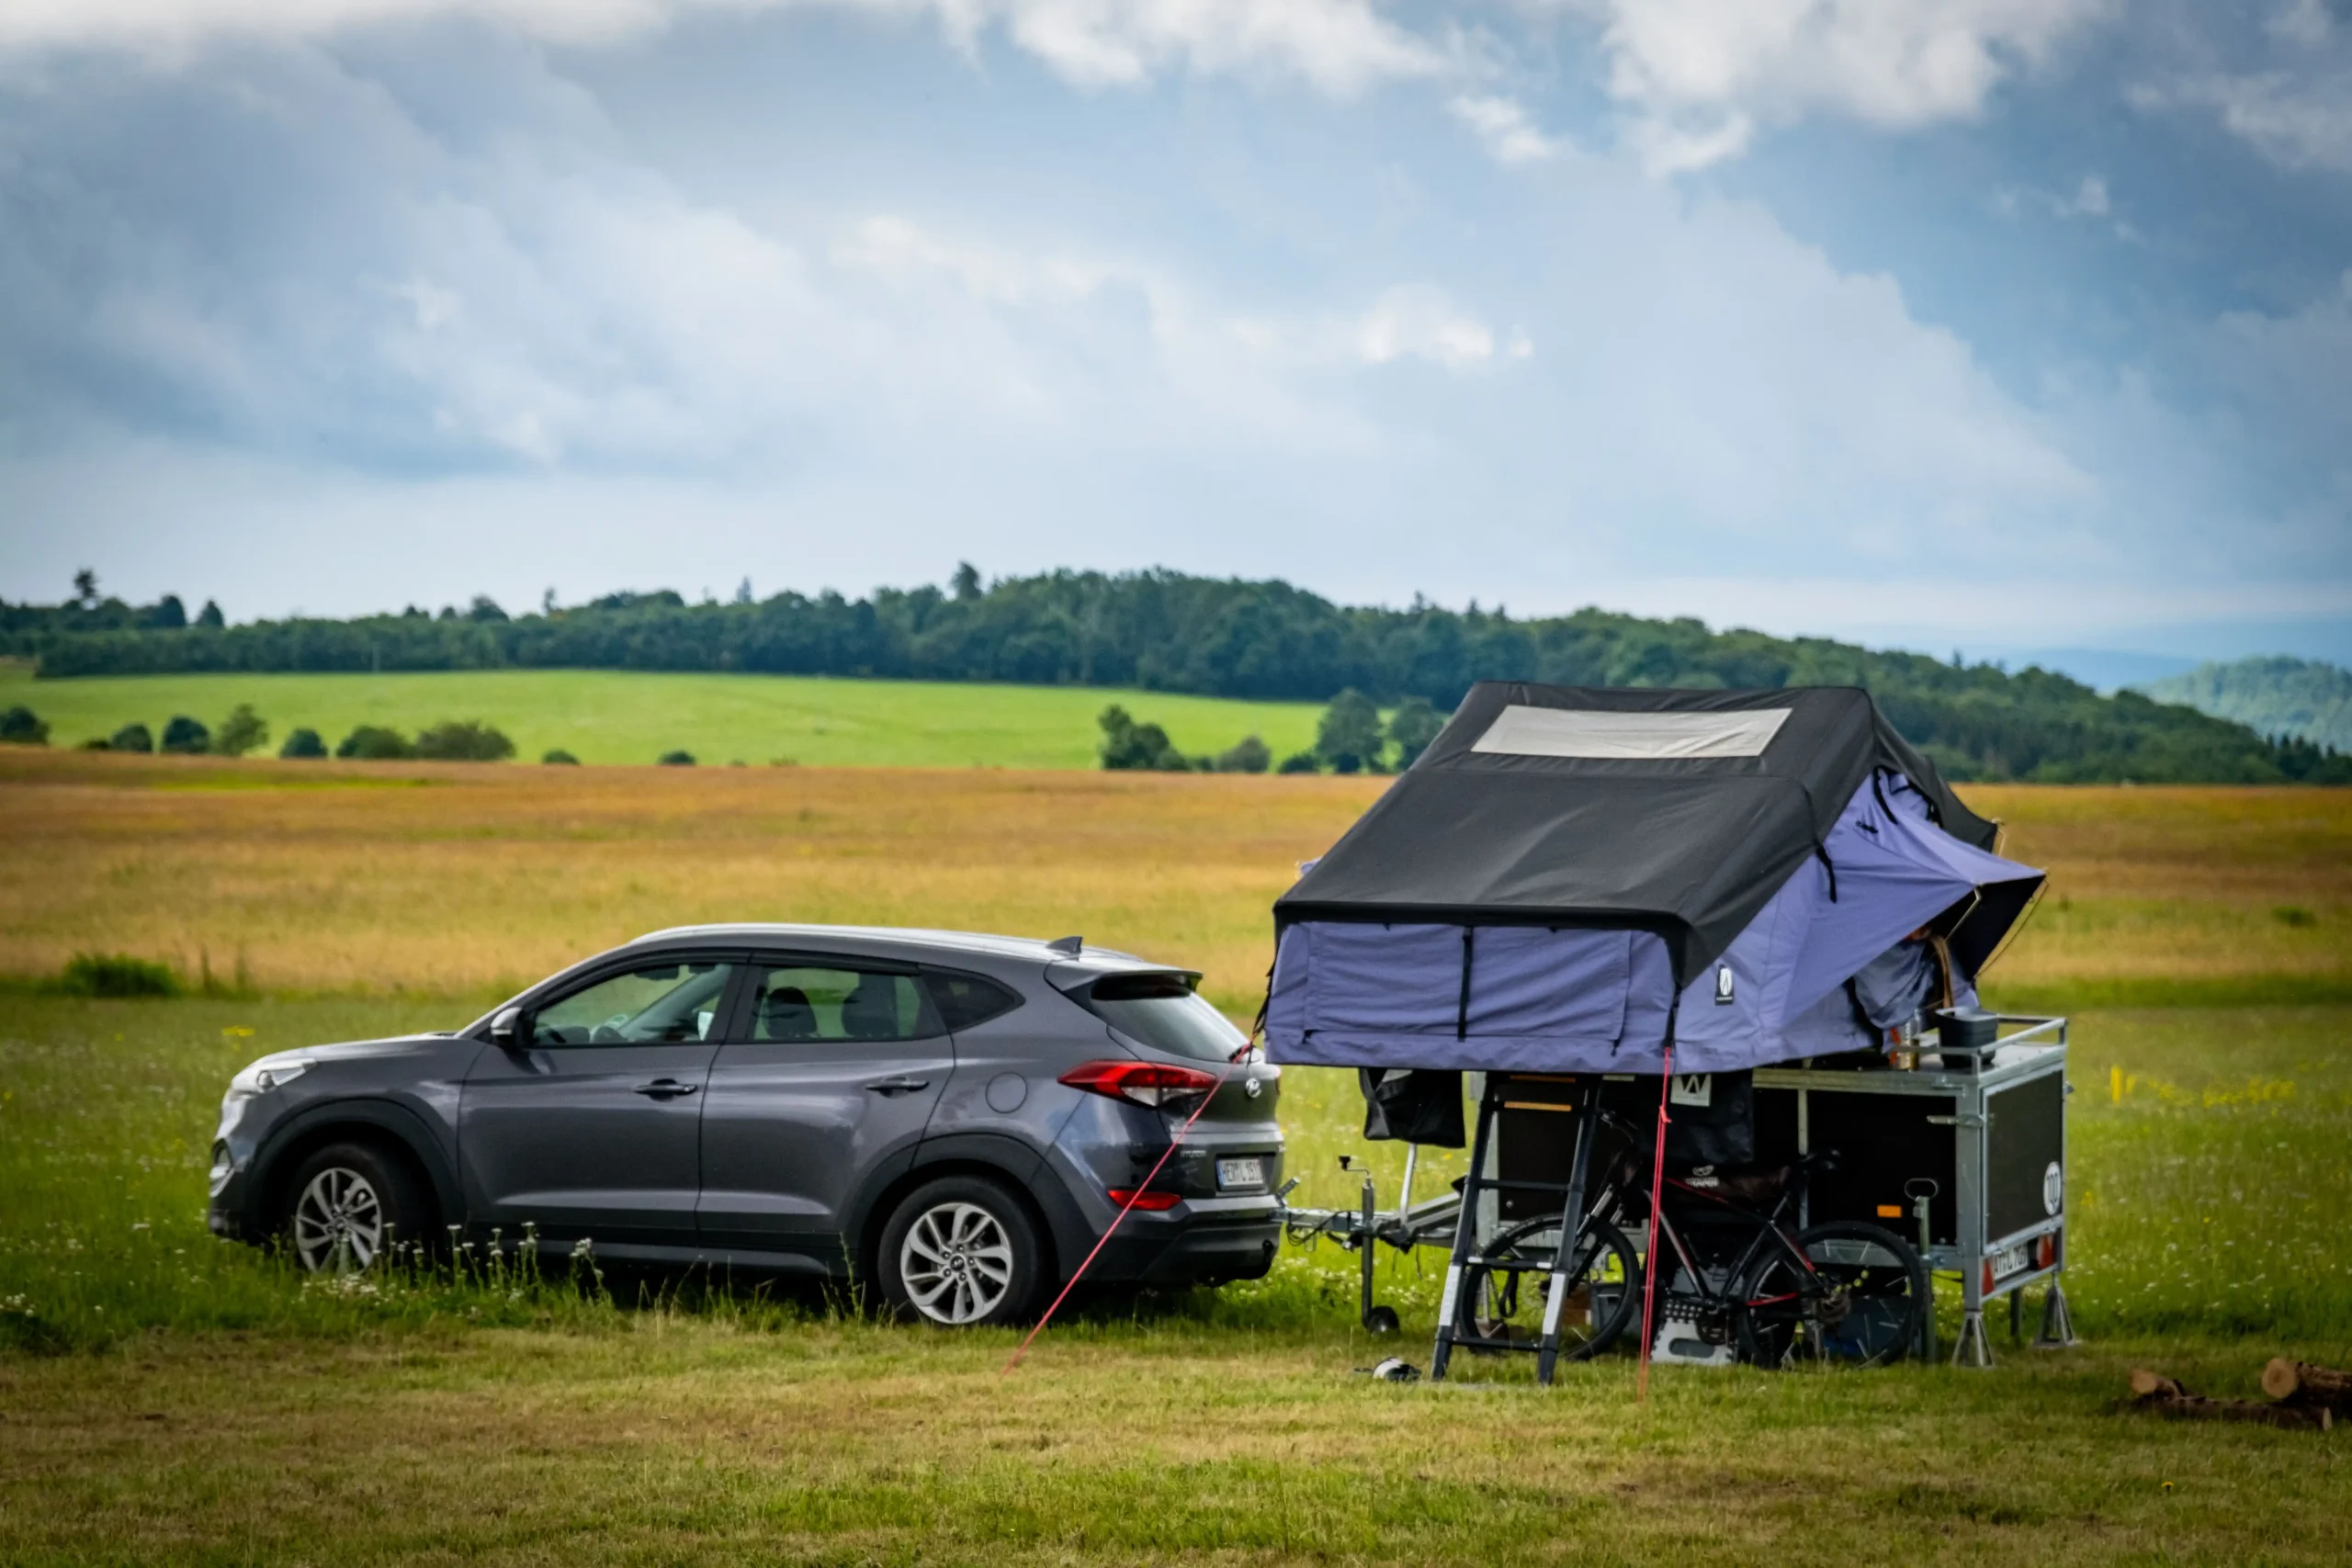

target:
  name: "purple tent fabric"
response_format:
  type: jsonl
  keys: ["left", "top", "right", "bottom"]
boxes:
{"left": 1265, "top": 772, "right": 2040, "bottom": 1076}
{"left": 1265, "top": 921, "right": 1670, "bottom": 1073}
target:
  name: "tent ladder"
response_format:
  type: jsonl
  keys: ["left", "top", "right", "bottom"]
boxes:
{"left": 1430, "top": 1075, "right": 1596, "bottom": 1387}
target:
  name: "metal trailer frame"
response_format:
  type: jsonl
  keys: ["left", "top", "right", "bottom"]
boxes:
{"left": 1753, "top": 1014, "right": 2077, "bottom": 1366}
{"left": 1279, "top": 1016, "right": 2079, "bottom": 1371}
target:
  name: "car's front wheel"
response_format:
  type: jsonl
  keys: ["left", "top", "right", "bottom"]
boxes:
{"left": 283, "top": 1141, "right": 428, "bottom": 1274}
{"left": 876, "top": 1176, "right": 1046, "bottom": 1327}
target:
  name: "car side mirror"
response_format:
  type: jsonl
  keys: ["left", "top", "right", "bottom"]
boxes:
{"left": 490, "top": 1005, "right": 524, "bottom": 1048}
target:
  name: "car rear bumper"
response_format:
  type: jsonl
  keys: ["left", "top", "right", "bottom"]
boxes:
{"left": 1131, "top": 1216, "right": 1282, "bottom": 1284}
{"left": 1061, "top": 1211, "right": 1282, "bottom": 1286}
{"left": 1026, "top": 1166, "right": 1284, "bottom": 1286}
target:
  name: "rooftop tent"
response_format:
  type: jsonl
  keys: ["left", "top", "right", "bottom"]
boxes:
{"left": 1264, "top": 683, "right": 2044, "bottom": 1077}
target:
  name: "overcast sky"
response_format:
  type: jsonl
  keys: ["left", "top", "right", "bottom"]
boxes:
{"left": 3, "top": 1, "right": 2347, "bottom": 677}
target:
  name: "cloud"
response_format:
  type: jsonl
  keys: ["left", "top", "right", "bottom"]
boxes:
{"left": 976, "top": 0, "right": 1440, "bottom": 94}
{"left": 1447, "top": 93, "right": 1566, "bottom": 163}
{"left": 1354, "top": 285, "right": 1500, "bottom": 367}
{"left": 0, "top": 41, "right": 1526, "bottom": 477}
{"left": 831, "top": 214, "right": 1123, "bottom": 308}
{"left": 2120, "top": 0, "right": 2352, "bottom": 172}
{"left": 2267, "top": 0, "right": 2333, "bottom": 49}
{"left": 1994, "top": 172, "right": 2136, "bottom": 238}
{"left": 2063, "top": 174, "right": 2109, "bottom": 218}
{"left": 2, "top": 9, "right": 2339, "bottom": 659}
{"left": 1575, "top": 0, "right": 2114, "bottom": 171}
{"left": 2200, "top": 270, "right": 2352, "bottom": 506}
{"left": 2130, "top": 69, "right": 2352, "bottom": 173}
{"left": 0, "top": 0, "right": 1442, "bottom": 95}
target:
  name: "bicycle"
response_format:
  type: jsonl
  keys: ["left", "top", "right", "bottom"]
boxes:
{"left": 1460, "top": 1108, "right": 1930, "bottom": 1369}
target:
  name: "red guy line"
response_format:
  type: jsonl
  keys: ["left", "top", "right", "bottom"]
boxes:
{"left": 1003, "top": 1062, "right": 1234, "bottom": 1375}
{"left": 1635, "top": 1045, "right": 1673, "bottom": 1405}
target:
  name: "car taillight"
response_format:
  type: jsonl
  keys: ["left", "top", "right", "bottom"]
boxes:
{"left": 1058, "top": 1060, "right": 1220, "bottom": 1109}
{"left": 1107, "top": 1189, "right": 1183, "bottom": 1212}
{"left": 2037, "top": 1232, "right": 2058, "bottom": 1269}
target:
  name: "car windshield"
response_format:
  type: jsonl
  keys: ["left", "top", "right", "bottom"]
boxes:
{"left": 1078, "top": 974, "right": 1249, "bottom": 1063}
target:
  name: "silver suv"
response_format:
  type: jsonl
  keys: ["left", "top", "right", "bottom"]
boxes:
{"left": 209, "top": 926, "right": 1284, "bottom": 1325}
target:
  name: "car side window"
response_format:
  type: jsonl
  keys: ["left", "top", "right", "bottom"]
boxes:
{"left": 749, "top": 964, "right": 941, "bottom": 1043}
{"left": 923, "top": 970, "right": 1023, "bottom": 1032}
{"left": 530, "top": 963, "right": 739, "bottom": 1047}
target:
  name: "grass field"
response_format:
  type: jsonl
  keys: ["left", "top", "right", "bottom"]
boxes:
{"left": 4, "top": 994, "right": 2348, "bottom": 1563}
{"left": 3, "top": 751, "right": 2349, "bottom": 1562}
{"left": 0, "top": 662, "right": 1326, "bottom": 768}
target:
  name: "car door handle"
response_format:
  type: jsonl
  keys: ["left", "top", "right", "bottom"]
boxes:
{"left": 633, "top": 1078, "right": 700, "bottom": 1099}
{"left": 863, "top": 1077, "right": 931, "bottom": 1096}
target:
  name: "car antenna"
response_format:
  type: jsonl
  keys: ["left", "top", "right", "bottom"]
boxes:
{"left": 1046, "top": 934, "right": 1083, "bottom": 955}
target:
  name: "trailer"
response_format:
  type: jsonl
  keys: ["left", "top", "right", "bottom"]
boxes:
{"left": 1261, "top": 682, "right": 2058, "bottom": 1383}
{"left": 1282, "top": 1014, "right": 2077, "bottom": 1369}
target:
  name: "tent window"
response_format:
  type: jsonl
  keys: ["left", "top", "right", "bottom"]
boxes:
{"left": 1470, "top": 705, "right": 1791, "bottom": 760}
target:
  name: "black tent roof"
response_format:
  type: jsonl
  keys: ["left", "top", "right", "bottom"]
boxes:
{"left": 1275, "top": 683, "right": 2002, "bottom": 987}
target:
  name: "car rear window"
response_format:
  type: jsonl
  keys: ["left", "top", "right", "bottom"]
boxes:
{"left": 1077, "top": 974, "right": 1249, "bottom": 1064}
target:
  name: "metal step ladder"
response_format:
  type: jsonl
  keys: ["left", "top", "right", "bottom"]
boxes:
{"left": 1430, "top": 1073, "right": 1600, "bottom": 1386}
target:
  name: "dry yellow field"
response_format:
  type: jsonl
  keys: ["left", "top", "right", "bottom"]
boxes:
{"left": 1, "top": 749, "right": 2346, "bottom": 1010}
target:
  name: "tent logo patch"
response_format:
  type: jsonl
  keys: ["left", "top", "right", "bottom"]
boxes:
{"left": 1713, "top": 964, "right": 1736, "bottom": 1005}
{"left": 1670, "top": 1073, "right": 1713, "bottom": 1108}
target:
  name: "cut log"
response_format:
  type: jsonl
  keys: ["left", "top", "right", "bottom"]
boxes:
{"left": 2262, "top": 1358, "right": 2352, "bottom": 1412}
{"left": 2129, "top": 1368, "right": 2187, "bottom": 1399}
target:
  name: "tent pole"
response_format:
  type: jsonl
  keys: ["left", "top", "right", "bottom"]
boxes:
{"left": 1635, "top": 1046, "right": 1674, "bottom": 1404}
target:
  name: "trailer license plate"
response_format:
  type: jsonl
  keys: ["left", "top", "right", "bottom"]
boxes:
{"left": 1992, "top": 1242, "right": 2033, "bottom": 1280}
{"left": 1216, "top": 1157, "right": 1264, "bottom": 1190}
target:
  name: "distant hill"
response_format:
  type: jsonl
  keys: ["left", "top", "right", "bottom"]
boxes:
{"left": 2140, "top": 657, "right": 2352, "bottom": 754}
{"left": 7, "top": 569, "right": 2348, "bottom": 784}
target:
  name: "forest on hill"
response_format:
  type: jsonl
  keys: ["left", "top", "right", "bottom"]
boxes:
{"left": 6, "top": 567, "right": 2345, "bottom": 784}
{"left": 2142, "top": 656, "right": 2352, "bottom": 755}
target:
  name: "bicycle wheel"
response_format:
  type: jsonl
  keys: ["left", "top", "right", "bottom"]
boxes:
{"left": 1462, "top": 1215, "right": 1642, "bottom": 1361}
{"left": 1735, "top": 1220, "right": 1929, "bottom": 1369}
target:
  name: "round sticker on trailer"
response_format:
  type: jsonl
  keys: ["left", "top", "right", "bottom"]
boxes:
{"left": 2043, "top": 1161, "right": 2064, "bottom": 1216}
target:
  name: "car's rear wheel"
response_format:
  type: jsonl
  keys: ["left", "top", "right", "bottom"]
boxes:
{"left": 877, "top": 1176, "right": 1046, "bottom": 1327}
{"left": 284, "top": 1141, "right": 428, "bottom": 1274}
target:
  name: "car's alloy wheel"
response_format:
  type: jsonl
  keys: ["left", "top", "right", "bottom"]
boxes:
{"left": 282, "top": 1141, "right": 428, "bottom": 1276}
{"left": 878, "top": 1175, "right": 1045, "bottom": 1328}
{"left": 292, "top": 1165, "right": 385, "bottom": 1273}
{"left": 899, "top": 1201, "right": 1015, "bottom": 1325}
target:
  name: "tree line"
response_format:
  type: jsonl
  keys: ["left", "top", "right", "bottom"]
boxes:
{"left": 1098, "top": 692, "right": 1442, "bottom": 775}
{"left": 0, "top": 698, "right": 525, "bottom": 762}
{"left": 8, "top": 566, "right": 2346, "bottom": 784}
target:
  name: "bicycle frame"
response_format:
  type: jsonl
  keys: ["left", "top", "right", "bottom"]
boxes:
{"left": 1645, "top": 1178, "right": 1821, "bottom": 1331}
{"left": 1578, "top": 1109, "right": 1827, "bottom": 1338}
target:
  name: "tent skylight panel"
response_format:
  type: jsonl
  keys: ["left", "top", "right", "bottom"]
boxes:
{"left": 1469, "top": 705, "right": 1792, "bottom": 761}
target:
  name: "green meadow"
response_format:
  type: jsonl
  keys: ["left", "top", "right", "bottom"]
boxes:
{"left": 0, "top": 663, "right": 1324, "bottom": 768}
{"left": 3, "top": 994, "right": 2349, "bottom": 1564}
{"left": 2, "top": 755, "right": 2348, "bottom": 1563}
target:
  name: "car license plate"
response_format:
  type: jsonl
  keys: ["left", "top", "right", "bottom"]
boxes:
{"left": 1992, "top": 1242, "right": 2033, "bottom": 1280}
{"left": 1216, "top": 1156, "right": 1265, "bottom": 1190}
